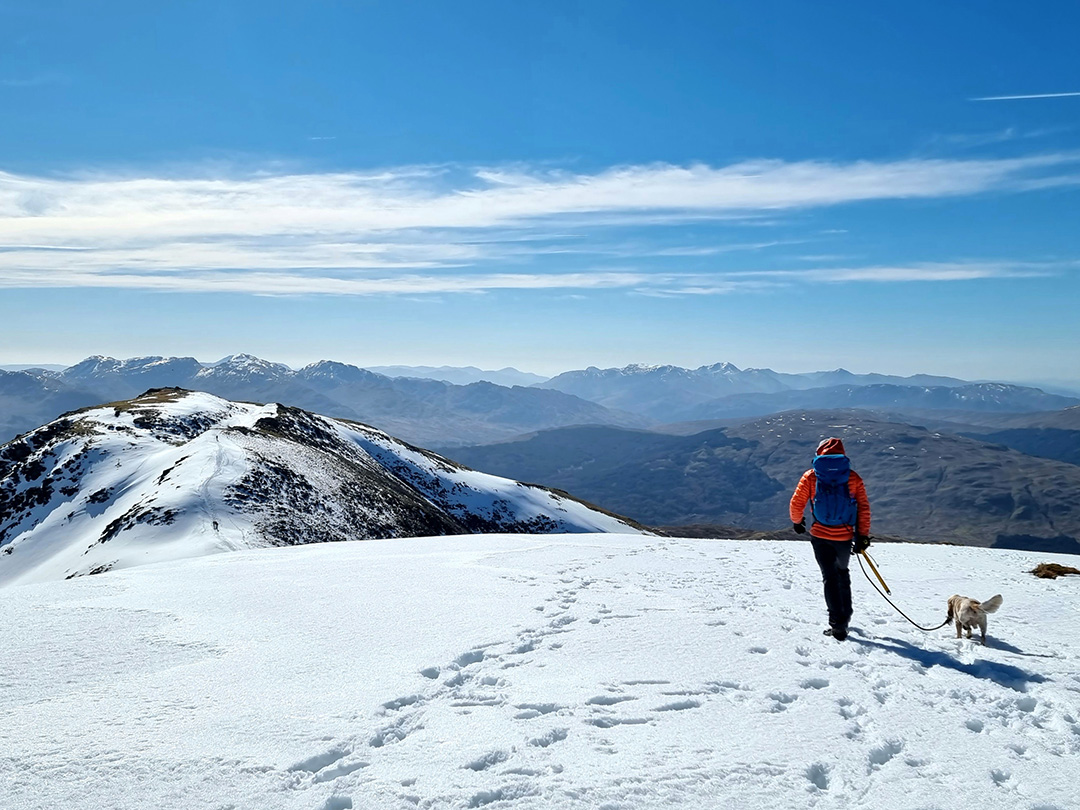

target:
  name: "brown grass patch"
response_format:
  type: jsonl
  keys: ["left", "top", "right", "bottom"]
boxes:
{"left": 1030, "top": 562, "right": 1080, "bottom": 579}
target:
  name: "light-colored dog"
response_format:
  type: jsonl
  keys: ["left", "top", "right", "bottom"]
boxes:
{"left": 947, "top": 594, "right": 1003, "bottom": 645}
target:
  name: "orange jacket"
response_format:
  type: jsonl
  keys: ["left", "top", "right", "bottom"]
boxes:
{"left": 789, "top": 468, "right": 871, "bottom": 541}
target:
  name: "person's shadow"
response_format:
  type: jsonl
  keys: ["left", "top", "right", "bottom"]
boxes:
{"left": 849, "top": 634, "right": 1047, "bottom": 692}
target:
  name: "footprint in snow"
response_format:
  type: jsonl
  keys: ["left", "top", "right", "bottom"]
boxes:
{"left": 805, "top": 762, "right": 830, "bottom": 791}
{"left": 467, "top": 783, "right": 539, "bottom": 807}
{"left": 990, "top": 768, "right": 1011, "bottom": 786}
{"left": 288, "top": 745, "right": 351, "bottom": 774}
{"left": 463, "top": 750, "right": 509, "bottom": 771}
{"left": 369, "top": 715, "right": 420, "bottom": 748}
{"left": 867, "top": 739, "right": 904, "bottom": 770}
{"left": 585, "top": 694, "right": 636, "bottom": 706}
{"left": 455, "top": 649, "right": 486, "bottom": 667}
{"left": 312, "top": 760, "right": 368, "bottom": 784}
{"left": 768, "top": 692, "right": 797, "bottom": 713}
{"left": 527, "top": 728, "right": 568, "bottom": 748}
{"left": 381, "top": 695, "right": 423, "bottom": 712}
{"left": 513, "top": 702, "right": 563, "bottom": 719}
{"left": 653, "top": 699, "right": 701, "bottom": 712}
{"left": 585, "top": 716, "right": 650, "bottom": 728}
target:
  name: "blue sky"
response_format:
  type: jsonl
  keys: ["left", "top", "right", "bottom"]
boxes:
{"left": 1, "top": 1, "right": 1078, "bottom": 382}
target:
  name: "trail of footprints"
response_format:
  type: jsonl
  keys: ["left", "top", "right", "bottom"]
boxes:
{"left": 280, "top": 563, "right": 739, "bottom": 807}
{"left": 281, "top": 550, "right": 1077, "bottom": 807}
{"left": 282, "top": 559, "right": 906, "bottom": 804}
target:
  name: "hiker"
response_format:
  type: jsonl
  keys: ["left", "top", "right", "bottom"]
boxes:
{"left": 789, "top": 437, "right": 871, "bottom": 641}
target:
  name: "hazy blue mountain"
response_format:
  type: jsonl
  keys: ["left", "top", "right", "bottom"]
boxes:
{"left": 537, "top": 363, "right": 789, "bottom": 419}
{"left": 963, "top": 428, "right": 1080, "bottom": 468}
{"left": 943, "top": 406, "right": 1080, "bottom": 468}
{"left": 441, "top": 410, "right": 1080, "bottom": 553}
{"left": 367, "top": 365, "right": 549, "bottom": 387}
{"left": 773, "top": 368, "right": 968, "bottom": 390}
{"left": 970, "top": 405, "right": 1080, "bottom": 431}
{"left": 539, "top": 362, "right": 972, "bottom": 419}
{"left": 0, "top": 364, "right": 68, "bottom": 372}
{"left": 0, "top": 370, "right": 101, "bottom": 444}
{"left": 295, "top": 361, "right": 649, "bottom": 446}
{"left": 685, "top": 383, "right": 1080, "bottom": 421}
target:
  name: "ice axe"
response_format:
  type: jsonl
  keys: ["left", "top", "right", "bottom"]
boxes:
{"left": 858, "top": 549, "right": 890, "bottom": 595}
{"left": 856, "top": 548, "right": 952, "bottom": 632}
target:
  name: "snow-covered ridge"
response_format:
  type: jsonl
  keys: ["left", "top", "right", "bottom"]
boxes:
{"left": 0, "top": 389, "right": 647, "bottom": 586}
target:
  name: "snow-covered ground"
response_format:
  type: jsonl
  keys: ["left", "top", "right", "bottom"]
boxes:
{"left": 3, "top": 534, "right": 1078, "bottom": 810}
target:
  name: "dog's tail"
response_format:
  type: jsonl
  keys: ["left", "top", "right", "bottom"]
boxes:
{"left": 981, "top": 594, "right": 1003, "bottom": 614}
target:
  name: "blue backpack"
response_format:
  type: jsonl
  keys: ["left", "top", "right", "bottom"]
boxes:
{"left": 811, "top": 454, "right": 858, "bottom": 528}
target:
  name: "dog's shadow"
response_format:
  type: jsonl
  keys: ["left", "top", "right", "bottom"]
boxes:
{"left": 849, "top": 634, "right": 1048, "bottom": 692}
{"left": 982, "top": 637, "right": 1059, "bottom": 660}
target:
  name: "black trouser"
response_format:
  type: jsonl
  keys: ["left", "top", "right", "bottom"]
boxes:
{"left": 810, "top": 536, "right": 853, "bottom": 629}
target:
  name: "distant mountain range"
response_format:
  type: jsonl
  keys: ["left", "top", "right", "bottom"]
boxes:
{"left": 538, "top": 363, "right": 1077, "bottom": 421}
{"left": 0, "top": 355, "right": 648, "bottom": 447}
{"left": 0, "top": 364, "right": 69, "bottom": 372}
{"left": 0, "top": 370, "right": 99, "bottom": 449}
{"left": 680, "top": 383, "right": 1080, "bottom": 421}
{"left": 0, "top": 389, "right": 647, "bottom": 585}
{"left": 367, "top": 365, "right": 549, "bottom": 387}
{"left": 4, "top": 356, "right": 1078, "bottom": 460}
{"left": 441, "top": 410, "right": 1080, "bottom": 554}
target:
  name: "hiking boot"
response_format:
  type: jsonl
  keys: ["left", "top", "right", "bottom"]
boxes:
{"left": 824, "top": 626, "right": 848, "bottom": 641}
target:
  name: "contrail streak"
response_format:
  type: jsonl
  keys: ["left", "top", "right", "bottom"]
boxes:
{"left": 971, "top": 91, "right": 1080, "bottom": 101}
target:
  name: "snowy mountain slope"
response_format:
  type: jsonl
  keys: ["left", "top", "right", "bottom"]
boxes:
{"left": 2, "top": 534, "right": 1077, "bottom": 810}
{"left": 0, "top": 390, "right": 646, "bottom": 586}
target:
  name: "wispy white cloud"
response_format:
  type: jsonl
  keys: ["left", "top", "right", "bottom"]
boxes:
{"left": 722, "top": 261, "right": 1072, "bottom": 284}
{"left": 0, "top": 267, "right": 665, "bottom": 296}
{"left": 0, "top": 72, "right": 69, "bottom": 88}
{"left": 931, "top": 127, "right": 1069, "bottom": 148}
{"left": 971, "top": 92, "right": 1080, "bottom": 101}
{"left": 0, "top": 258, "right": 1067, "bottom": 297}
{"left": 795, "top": 254, "right": 858, "bottom": 262}
{"left": 1, "top": 154, "right": 1078, "bottom": 295}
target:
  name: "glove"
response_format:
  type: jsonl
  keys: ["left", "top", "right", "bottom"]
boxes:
{"left": 792, "top": 521, "right": 806, "bottom": 535}
{"left": 854, "top": 535, "right": 871, "bottom": 553}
